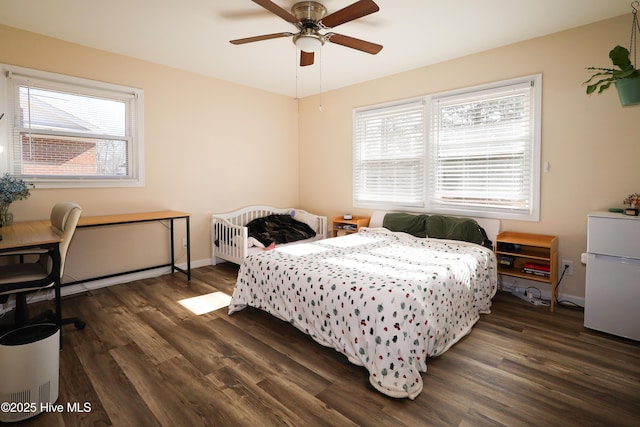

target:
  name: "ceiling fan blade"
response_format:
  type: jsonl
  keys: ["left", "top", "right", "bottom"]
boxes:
{"left": 230, "top": 32, "right": 293, "bottom": 45}
{"left": 300, "top": 51, "right": 315, "bottom": 67}
{"left": 320, "top": 0, "right": 379, "bottom": 28}
{"left": 326, "top": 33, "right": 382, "bottom": 54}
{"left": 252, "top": 0, "right": 299, "bottom": 24}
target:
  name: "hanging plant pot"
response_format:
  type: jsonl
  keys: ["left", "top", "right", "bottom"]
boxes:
{"left": 615, "top": 77, "right": 640, "bottom": 106}
{"left": 584, "top": 2, "right": 640, "bottom": 106}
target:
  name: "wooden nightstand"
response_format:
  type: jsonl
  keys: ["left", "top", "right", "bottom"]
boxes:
{"left": 332, "top": 216, "right": 370, "bottom": 237}
{"left": 495, "top": 231, "right": 558, "bottom": 312}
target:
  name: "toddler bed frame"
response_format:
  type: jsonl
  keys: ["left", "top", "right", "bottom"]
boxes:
{"left": 211, "top": 205, "right": 328, "bottom": 265}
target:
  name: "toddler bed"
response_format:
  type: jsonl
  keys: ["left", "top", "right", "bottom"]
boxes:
{"left": 229, "top": 211, "right": 500, "bottom": 399}
{"left": 211, "top": 205, "right": 328, "bottom": 265}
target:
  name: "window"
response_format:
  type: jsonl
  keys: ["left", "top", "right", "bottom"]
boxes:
{"left": 353, "top": 99, "right": 425, "bottom": 208}
{"left": 353, "top": 75, "right": 541, "bottom": 221}
{"left": 1, "top": 64, "right": 144, "bottom": 188}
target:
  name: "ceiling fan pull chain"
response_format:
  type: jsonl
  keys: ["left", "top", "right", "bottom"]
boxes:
{"left": 631, "top": 1, "right": 639, "bottom": 67}
{"left": 319, "top": 48, "right": 323, "bottom": 110}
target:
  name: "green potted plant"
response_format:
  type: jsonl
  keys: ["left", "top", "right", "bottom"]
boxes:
{"left": 584, "top": 45, "right": 640, "bottom": 106}
{"left": 0, "top": 173, "right": 32, "bottom": 226}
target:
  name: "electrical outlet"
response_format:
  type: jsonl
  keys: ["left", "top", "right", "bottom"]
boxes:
{"left": 182, "top": 237, "right": 187, "bottom": 249}
{"left": 562, "top": 260, "right": 573, "bottom": 276}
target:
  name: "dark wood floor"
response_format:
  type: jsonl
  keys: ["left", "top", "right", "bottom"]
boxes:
{"left": 6, "top": 264, "right": 640, "bottom": 426}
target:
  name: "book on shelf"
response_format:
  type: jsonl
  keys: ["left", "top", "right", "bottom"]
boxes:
{"left": 523, "top": 262, "right": 550, "bottom": 272}
{"left": 522, "top": 268, "right": 550, "bottom": 277}
{"left": 522, "top": 262, "right": 550, "bottom": 277}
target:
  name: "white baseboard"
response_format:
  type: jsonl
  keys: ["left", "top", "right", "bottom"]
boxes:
{"left": 499, "top": 276, "right": 585, "bottom": 308}
{"left": 61, "top": 258, "right": 211, "bottom": 296}
{"left": 0, "top": 258, "right": 212, "bottom": 316}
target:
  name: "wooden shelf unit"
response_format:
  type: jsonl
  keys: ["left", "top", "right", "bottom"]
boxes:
{"left": 332, "top": 216, "right": 370, "bottom": 237}
{"left": 495, "top": 231, "right": 558, "bottom": 312}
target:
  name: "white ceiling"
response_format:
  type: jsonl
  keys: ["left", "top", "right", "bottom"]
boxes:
{"left": 0, "top": 0, "right": 631, "bottom": 98}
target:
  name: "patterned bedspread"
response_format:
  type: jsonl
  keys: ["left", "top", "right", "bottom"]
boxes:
{"left": 229, "top": 228, "right": 497, "bottom": 399}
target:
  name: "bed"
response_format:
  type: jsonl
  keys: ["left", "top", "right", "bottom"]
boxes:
{"left": 211, "top": 205, "right": 328, "bottom": 265}
{"left": 229, "top": 211, "right": 499, "bottom": 399}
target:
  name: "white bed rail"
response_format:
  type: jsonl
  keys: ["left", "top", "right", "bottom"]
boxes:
{"left": 212, "top": 205, "right": 327, "bottom": 265}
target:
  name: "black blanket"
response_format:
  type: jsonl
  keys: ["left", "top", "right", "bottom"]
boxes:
{"left": 247, "top": 214, "right": 316, "bottom": 247}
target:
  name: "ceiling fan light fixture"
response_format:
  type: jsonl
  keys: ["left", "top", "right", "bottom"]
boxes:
{"left": 229, "top": 1, "right": 383, "bottom": 67}
{"left": 294, "top": 33, "right": 324, "bottom": 53}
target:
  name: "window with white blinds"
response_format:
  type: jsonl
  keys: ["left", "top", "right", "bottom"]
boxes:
{"left": 353, "top": 75, "right": 541, "bottom": 220}
{"left": 353, "top": 99, "right": 426, "bottom": 208}
{"left": 428, "top": 79, "right": 540, "bottom": 220}
{"left": 1, "top": 64, "right": 144, "bottom": 188}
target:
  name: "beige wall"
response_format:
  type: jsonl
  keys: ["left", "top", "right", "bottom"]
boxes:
{"left": 1, "top": 14, "right": 638, "bottom": 299}
{"left": 298, "top": 14, "right": 640, "bottom": 300}
{"left": 0, "top": 25, "right": 299, "bottom": 282}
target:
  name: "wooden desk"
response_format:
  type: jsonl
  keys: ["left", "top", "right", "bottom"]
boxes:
{"left": 0, "top": 220, "right": 61, "bottom": 252}
{"left": 68, "top": 210, "right": 191, "bottom": 285}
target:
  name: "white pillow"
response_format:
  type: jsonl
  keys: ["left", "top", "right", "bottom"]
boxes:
{"left": 369, "top": 210, "right": 390, "bottom": 228}
{"left": 291, "top": 210, "right": 317, "bottom": 231}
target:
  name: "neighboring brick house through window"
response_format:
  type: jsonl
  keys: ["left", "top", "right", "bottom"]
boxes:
{"left": 21, "top": 136, "right": 97, "bottom": 175}
{"left": 1, "top": 64, "right": 144, "bottom": 188}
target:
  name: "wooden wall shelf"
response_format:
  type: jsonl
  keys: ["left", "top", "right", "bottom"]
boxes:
{"left": 495, "top": 231, "right": 558, "bottom": 312}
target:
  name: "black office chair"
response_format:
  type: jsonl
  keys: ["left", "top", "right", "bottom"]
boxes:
{"left": 0, "top": 202, "right": 85, "bottom": 330}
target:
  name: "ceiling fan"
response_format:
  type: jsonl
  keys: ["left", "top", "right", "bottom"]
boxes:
{"left": 229, "top": 0, "right": 383, "bottom": 66}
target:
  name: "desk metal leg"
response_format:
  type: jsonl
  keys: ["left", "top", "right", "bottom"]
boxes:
{"left": 170, "top": 219, "right": 176, "bottom": 273}
{"left": 53, "top": 246, "right": 63, "bottom": 349}
{"left": 169, "top": 217, "right": 190, "bottom": 281}
{"left": 186, "top": 216, "right": 191, "bottom": 281}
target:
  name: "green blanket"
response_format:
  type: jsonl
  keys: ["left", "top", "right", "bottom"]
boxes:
{"left": 426, "top": 215, "right": 485, "bottom": 246}
{"left": 383, "top": 213, "right": 491, "bottom": 248}
{"left": 382, "top": 213, "right": 429, "bottom": 238}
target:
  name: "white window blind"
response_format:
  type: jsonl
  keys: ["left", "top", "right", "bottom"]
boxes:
{"left": 353, "top": 99, "right": 425, "bottom": 208}
{"left": 1, "top": 64, "right": 144, "bottom": 188}
{"left": 428, "top": 80, "right": 539, "bottom": 219}
{"left": 352, "top": 75, "right": 541, "bottom": 221}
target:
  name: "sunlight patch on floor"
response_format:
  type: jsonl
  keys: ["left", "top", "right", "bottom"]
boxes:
{"left": 179, "top": 291, "right": 232, "bottom": 315}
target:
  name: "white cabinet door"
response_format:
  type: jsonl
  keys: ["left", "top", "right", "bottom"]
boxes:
{"left": 584, "top": 253, "right": 640, "bottom": 341}
{"left": 587, "top": 214, "right": 640, "bottom": 258}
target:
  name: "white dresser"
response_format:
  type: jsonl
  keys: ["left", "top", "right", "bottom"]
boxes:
{"left": 585, "top": 212, "right": 640, "bottom": 341}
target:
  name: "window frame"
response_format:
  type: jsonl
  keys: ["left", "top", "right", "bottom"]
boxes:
{"left": 0, "top": 64, "right": 145, "bottom": 188}
{"left": 353, "top": 74, "right": 542, "bottom": 221}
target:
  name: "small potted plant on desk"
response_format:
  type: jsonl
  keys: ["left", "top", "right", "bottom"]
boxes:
{"left": 0, "top": 173, "right": 32, "bottom": 226}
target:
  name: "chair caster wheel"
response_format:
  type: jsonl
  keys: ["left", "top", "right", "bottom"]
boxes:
{"left": 74, "top": 320, "right": 86, "bottom": 330}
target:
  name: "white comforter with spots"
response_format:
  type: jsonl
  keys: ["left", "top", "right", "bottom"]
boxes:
{"left": 229, "top": 228, "right": 497, "bottom": 399}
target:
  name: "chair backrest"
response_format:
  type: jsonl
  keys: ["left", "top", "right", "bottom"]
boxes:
{"left": 50, "top": 202, "right": 82, "bottom": 277}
